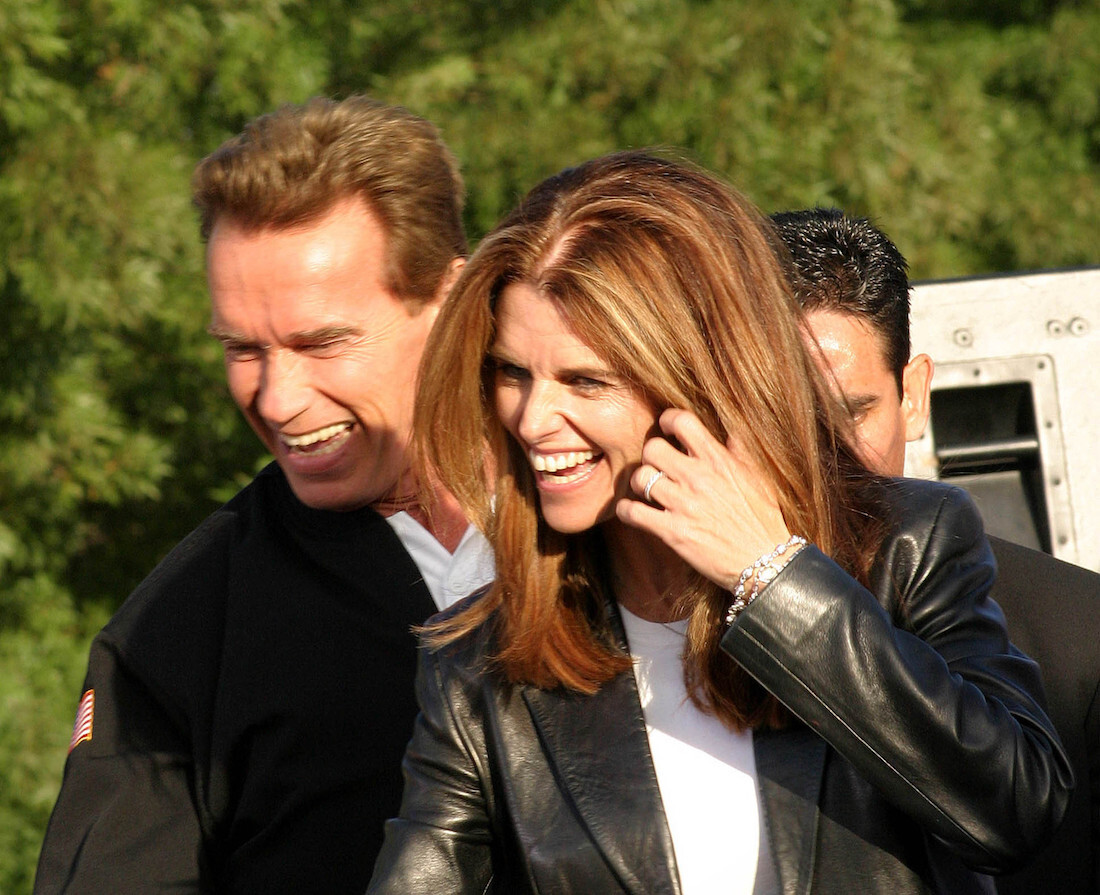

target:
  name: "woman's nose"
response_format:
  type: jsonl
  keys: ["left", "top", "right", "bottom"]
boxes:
{"left": 516, "top": 380, "right": 564, "bottom": 445}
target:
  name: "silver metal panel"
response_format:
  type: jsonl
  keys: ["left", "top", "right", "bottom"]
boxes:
{"left": 907, "top": 356, "right": 1074, "bottom": 560}
{"left": 906, "top": 268, "right": 1100, "bottom": 572}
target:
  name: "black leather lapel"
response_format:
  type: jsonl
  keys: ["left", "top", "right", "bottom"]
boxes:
{"left": 522, "top": 669, "right": 682, "bottom": 895}
{"left": 754, "top": 725, "right": 827, "bottom": 895}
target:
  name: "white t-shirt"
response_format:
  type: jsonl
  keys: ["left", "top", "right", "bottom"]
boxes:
{"left": 384, "top": 513, "right": 495, "bottom": 611}
{"left": 619, "top": 604, "right": 778, "bottom": 895}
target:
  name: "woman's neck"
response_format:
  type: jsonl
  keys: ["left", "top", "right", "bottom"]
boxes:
{"left": 603, "top": 518, "right": 691, "bottom": 623}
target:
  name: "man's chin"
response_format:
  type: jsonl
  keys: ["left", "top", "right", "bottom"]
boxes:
{"left": 287, "top": 481, "right": 374, "bottom": 512}
{"left": 279, "top": 463, "right": 378, "bottom": 513}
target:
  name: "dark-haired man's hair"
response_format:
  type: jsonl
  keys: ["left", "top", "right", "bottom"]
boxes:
{"left": 770, "top": 208, "right": 910, "bottom": 390}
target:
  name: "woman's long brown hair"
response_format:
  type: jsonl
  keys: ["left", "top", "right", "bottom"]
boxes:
{"left": 414, "top": 151, "right": 889, "bottom": 730}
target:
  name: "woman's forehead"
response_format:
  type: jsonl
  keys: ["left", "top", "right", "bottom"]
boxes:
{"left": 493, "top": 285, "right": 611, "bottom": 366}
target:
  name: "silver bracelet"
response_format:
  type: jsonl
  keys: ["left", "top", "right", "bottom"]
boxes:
{"left": 724, "top": 535, "right": 808, "bottom": 625}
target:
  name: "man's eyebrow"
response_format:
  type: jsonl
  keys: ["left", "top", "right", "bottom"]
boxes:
{"left": 206, "top": 323, "right": 246, "bottom": 343}
{"left": 205, "top": 324, "right": 360, "bottom": 344}
{"left": 286, "top": 325, "right": 360, "bottom": 344}
{"left": 843, "top": 393, "right": 879, "bottom": 413}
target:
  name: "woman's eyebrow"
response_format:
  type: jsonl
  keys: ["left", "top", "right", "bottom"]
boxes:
{"left": 487, "top": 346, "right": 517, "bottom": 364}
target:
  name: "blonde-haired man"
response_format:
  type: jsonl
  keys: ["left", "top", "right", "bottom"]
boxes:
{"left": 35, "top": 97, "right": 492, "bottom": 894}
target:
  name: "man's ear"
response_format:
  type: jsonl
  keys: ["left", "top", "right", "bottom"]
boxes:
{"left": 418, "top": 257, "right": 466, "bottom": 323}
{"left": 436, "top": 256, "right": 466, "bottom": 301}
{"left": 901, "top": 352, "right": 934, "bottom": 441}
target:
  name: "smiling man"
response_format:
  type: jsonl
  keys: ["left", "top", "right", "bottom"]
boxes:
{"left": 34, "top": 96, "right": 493, "bottom": 894}
{"left": 772, "top": 207, "right": 1100, "bottom": 895}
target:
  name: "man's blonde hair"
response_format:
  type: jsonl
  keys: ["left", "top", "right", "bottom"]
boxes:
{"left": 192, "top": 95, "right": 466, "bottom": 304}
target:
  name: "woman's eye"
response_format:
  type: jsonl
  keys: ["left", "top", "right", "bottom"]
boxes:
{"left": 496, "top": 362, "right": 527, "bottom": 381}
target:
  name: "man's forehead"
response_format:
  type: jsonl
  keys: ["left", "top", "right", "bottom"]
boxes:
{"left": 803, "top": 308, "right": 901, "bottom": 401}
{"left": 206, "top": 194, "right": 378, "bottom": 240}
{"left": 806, "top": 310, "right": 890, "bottom": 370}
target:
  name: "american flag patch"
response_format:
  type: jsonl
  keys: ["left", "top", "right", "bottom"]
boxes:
{"left": 68, "top": 689, "right": 95, "bottom": 753}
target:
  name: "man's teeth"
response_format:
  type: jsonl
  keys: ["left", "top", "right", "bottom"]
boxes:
{"left": 530, "top": 450, "right": 595, "bottom": 473}
{"left": 282, "top": 423, "right": 352, "bottom": 448}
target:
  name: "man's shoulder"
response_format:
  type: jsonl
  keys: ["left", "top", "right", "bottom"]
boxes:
{"left": 986, "top": 537, "right": 1100, "bottom": 710}
{"left": 989, "top": 536, "right": 1100, "bottom": 590}
{"left": 99, "top": 464, "right": 287, "bottom": 643}
{"left": 988, "top": 535, "right": 1100, "bottom": 621}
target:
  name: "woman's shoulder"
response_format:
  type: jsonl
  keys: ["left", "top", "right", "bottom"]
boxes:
{"left": 420, "top": 585, "right": 499, "bottom": 673}
{"left": 879, "top": 476, "right": 984, "bottom": 538}
{"left": 414, "top": 588, "right": 526, "bottom": 737}
{"left": 429, "top": 583, "right": 493, "bottom": 623}
{"left": 873, "top": 477, "right": 994, "bottom": 603}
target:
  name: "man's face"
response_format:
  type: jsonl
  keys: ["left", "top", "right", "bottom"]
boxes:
{"left": 804, "top": 309, "right": 932, "bottom": 476}
{"left": 207, "top": 197, "right": 450, "bottom": 511}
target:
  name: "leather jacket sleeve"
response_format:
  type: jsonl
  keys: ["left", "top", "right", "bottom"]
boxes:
{"left": 721, "top": 481, "right": 1074, "bottom": 874}
{"left": 368, "top": 633, "right": 498, "bottom": 895}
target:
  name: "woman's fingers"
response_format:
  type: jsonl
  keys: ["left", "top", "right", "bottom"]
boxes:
{"left": 636, "top": 466, "right": 667, "bottom": 505}
{"left": 657, "top": 408, "right": 726, "bottom": 462}
{"left": 620, "top": 408, "right": 792, "bottom": 586}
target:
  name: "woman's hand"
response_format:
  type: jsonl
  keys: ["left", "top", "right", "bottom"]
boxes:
{"left": 616, "top": 408, "right": 792, "bottom": 589}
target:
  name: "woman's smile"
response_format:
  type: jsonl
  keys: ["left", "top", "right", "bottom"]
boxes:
{"left": 528, "top": 449, "right": 601, "bottom": 486}
{"left": 492, "top": 282, "right": 657, "bottom": 534}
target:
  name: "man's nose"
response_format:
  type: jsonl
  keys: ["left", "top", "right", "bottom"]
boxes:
{"left": 256, "top": 350, "right": 312, "bottom": 426}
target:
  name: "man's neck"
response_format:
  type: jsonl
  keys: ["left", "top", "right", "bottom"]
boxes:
{"left": 372, "top": 470, "right": 469, "bottom": 554}
{"left": 404, "top": 489, "right": 469, "bottom": 554}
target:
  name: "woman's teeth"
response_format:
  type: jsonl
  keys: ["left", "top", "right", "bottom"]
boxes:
{"left": 530, "top": 450, "right": 596, "bottom": 480}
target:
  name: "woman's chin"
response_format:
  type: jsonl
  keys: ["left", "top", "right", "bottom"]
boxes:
{"left": 541, "top": 514, "right": 598, "bottom": 536}
{"left": 539, "top": 501, "right": 620, "bottom": 536}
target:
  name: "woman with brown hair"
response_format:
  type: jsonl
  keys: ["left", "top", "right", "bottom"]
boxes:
{"left": 368, "top": 152, "right": 1070, "bottom": 894}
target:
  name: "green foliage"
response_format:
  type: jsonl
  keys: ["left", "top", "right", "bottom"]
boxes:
{"left": 1, "top": 0, "right": 1098, "bottom": 889}
{"left": 374, "top": 0, "right": 1100, "bottom": 275}
{"left": 0, "top": 1, "right": 308, "bottom": 887}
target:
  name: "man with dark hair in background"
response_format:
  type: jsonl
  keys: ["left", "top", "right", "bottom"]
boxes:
{"left": 772, "top": 206, "right": 1100, "bottom": 894}
{"left": 34, "top": 96, "right": 493, "bottom": 894}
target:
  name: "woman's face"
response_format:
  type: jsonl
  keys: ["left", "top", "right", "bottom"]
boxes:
{"left": 491, "top": 283, "right": 658, "bottom": 534}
